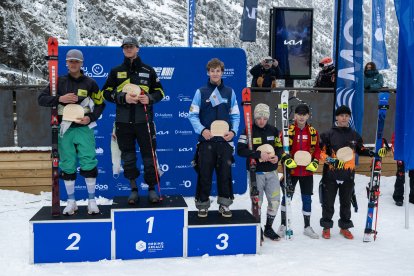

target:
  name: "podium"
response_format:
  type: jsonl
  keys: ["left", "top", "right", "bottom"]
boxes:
{"left": 30, "top": 205, "right": 112, "bottom": 263}
{"left": 187, "top": 210, "right": 259, "bottom": 257}
{"left": 111, "top": 196, "right": 187, "bottom": 260}
{"left": 30, "top": 195, "right": 259, "bottom": 264}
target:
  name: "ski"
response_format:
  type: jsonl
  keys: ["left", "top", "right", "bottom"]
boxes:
{"left": 241, "top": 88, "right": 260, "bottom": 222}
{"left": 47, "top": 37, "right": 60, "bottom": 216}
{"left": 279, "top": 90, "right": 293, "bottom": 239}
{"left": 363, "top": 92, "right": 390, "bottom": 242}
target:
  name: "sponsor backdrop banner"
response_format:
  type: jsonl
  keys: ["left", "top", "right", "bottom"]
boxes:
{"left": 58, "top": 46, "right": 247, "bottom": 199}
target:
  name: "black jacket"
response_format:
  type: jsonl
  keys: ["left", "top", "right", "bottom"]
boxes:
{"left": 38, "top": 72, "right": 105, "bottom": 126}
{"left": 250, "top": 64, "right": 281, "bottom": 88}
{"left": 320, "top": 125, "right": 371, "bottom": 181}
{"left": 102, "top": 56, "right": 165, "bottom": 123}
{"left": 237, "top": 123, "right": 283, "bottom": 172}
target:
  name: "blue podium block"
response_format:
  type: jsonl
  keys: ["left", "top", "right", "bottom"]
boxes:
{"left": 187, "top": 210, "right": 259, "bottom": 257}
{"left": 30, "top": 206, "right": 112, "bottom": 264}
{"left": 111, "top": 195, "right": 187, "bottom": 260}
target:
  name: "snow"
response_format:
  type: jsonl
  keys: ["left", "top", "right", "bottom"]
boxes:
{"left": 1, "top": 174, "right": 413, "bottom": 275}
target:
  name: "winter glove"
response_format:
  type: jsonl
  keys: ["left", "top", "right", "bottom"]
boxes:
{"left": 377, "top": 147, "right": 387, "bottom": 157}
{"left": 281, "top": 153, "right": 297, "bottom": 169}
{"left": 326, "top": 157, "right": 345, "bottom": 169}
{"left": 306, "top": 159, "right": 319, "bottom": 172}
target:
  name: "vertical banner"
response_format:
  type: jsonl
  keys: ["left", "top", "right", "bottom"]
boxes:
{"left": 334, "top": 0, "right": 364, "bottom": 134}
{"left": 371, "top": 0, "right": 389, "bottom": 70}
{"left": 393, "top": 0, "right": 414, "bottom": 170}
{"left": 187, "top": 0, "right": 196, "bottom": 47}
{"left": 239, "top": 0, "right": 258, "bottom": 42}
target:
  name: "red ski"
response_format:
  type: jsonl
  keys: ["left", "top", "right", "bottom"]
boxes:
{"left": 241, "top": 88, "right": 260, "bottom": 222}
{"left": 47, "top": 37, "right": 60, "bottom": 216}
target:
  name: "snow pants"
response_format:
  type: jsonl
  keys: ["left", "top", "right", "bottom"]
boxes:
{"left": 195, "top": 141, "right": 234, "bottom": 209}
{"left": 115, "top": 122, "right": 158, "bottom": 188}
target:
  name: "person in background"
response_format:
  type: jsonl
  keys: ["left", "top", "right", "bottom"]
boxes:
{"left": 314, "top": 57, "right": 335, "bottom": 90}
{"left": 102, "top": 36, "right": 165, "bottom": 204}
{"left": 391, "top": 133, "right": 414, "bottom": 206}
{"left": 250, "top": 56, "right": 282, "bottom": 88}
{"left": 188, "top": 58, "right": 240, "bottom": 218}
{"left": 38, "top": 49, "right": 105, "bottom": 215}
{"left": 237, "top": 103, "right": 283, "bottom": 241}
{"left": 364, "top": 62, "right": 384, "bottom": 91}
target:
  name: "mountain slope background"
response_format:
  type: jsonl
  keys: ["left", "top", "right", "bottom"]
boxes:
{"left": 0, "top": 0, "right": 398, "bottom": 86}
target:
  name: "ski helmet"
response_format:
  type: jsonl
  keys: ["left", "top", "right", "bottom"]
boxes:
{"left": 319, "top": 57, "right": 333, "bottom": 68}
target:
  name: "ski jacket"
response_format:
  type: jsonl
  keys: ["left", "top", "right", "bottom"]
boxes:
{"left": 237, "top": 123, "right": 283, "bottom": 172}
{"left": 250, "top": 63, "right": 282, "bottom": 88}
{"left": 38, "top": 72, "right": 105, "bottom": 127}
{"left": 102, "top": 56, "right": 165, "bottom": 124}
{"left": 364, "top": 70, "right": 384, "bottom": 90}
{"left": 319, "top": 124, "right": 371, "bottom": 181}
{"left": 314, "top": 65, "right": 335, "bottom": 89}
{"left": 286, "top": 122, "right": 321, "bottom": 176}
{"left": 188, "top": 80, "right": 240, "bottom": 142}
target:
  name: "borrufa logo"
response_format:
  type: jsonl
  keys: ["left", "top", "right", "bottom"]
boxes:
{"left": 154, "top": 67, "right": 175, "bottom": 80}
{"left": 82, "top": 64, "right": 108, "bottom": 78}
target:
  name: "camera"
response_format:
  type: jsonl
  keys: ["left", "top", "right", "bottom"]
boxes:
{"left": 265, "top": 59, "right": 274, "bottom": 64}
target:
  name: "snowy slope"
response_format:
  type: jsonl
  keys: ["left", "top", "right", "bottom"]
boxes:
{"left": 0, "top": 0, "right": 399, "bottom": 86}
{"left": 1, "top": 174, "right": 413, "bottom": 275}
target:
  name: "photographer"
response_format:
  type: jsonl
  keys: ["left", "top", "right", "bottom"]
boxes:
{"left": 250, "top": 56, "right": 282, "bottom": 88}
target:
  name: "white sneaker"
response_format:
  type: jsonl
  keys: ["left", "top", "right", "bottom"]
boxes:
{"left": 304, "top": 226, "right": 319, "bottom": 239}
{"left": 88, "top": 199, "right": 100, "bottom": 215}
{"left": 277, "top": 224, "right": 286, "bottom": 238}
{"left": 63, "top": 199, "right": 78, "bottom": 215}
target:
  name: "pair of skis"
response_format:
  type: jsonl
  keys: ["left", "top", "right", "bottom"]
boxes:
{"left": 363, "top": 92, "right": 390, "bottom": 242}
{"left": 241, "top": 89, "right": 293, "bottom": 240}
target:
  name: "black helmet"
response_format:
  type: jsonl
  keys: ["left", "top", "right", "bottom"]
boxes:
{"left": 121, "top": 37, "right": 139, "bottom": 48}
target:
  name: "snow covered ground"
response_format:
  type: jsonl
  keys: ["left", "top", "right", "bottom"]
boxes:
{"left": 0, "top": 174, "right": 413, "bottom": 275}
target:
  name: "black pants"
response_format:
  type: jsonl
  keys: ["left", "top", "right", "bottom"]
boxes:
{"left": 320, "top": 176, "right": 354, "bottom": 229}
{"left": 393, "top": 161, "right": 414, "bottom": 202}
{"left": 196, "top": 141, "right": 234, "bottom": 203}
{"left": 115, "top": 122, "right": 157, "bottom": 188}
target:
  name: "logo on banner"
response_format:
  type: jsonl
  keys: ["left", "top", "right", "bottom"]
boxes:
{"left": 222, "top": 68, "right": 235, "bottom": 79}
{"left": 156, "top": 130, "right": 169, "bottom": 135}
{"left": 178, "top": 111, "right": 189, "bottom": 118}
{"left": 82, "top": 64, "right": 108, "bottom": 78}
{"left": 156, "top": 148, "right": 173, "bottom": 152}
{"left": 161, "top": 95, "right": 170, "bottom": 102}
{"left": 95, "top": 184, "right": 109, "bottom": 191}
{"left": 136, "top": 241, "right": 146, "bottom": 252}
{"left": 175, "top": 130, "right": 193, "bottom": 135}
{"left": 177, "top": 94, "right": 192, "bottom": 102}
{"left": 154, "top": 67, "right": 175, "bottom": 79}
{"left": 181, "top": 180, "right": 192, "bottom": 188}
{"left": 155, "top": 113, "right": 173, "bottom": 119}
{"left": 179, "top": 147, "right": 193, "bottom": 152}
{"left": 159, "top": 164, "right": 169, "bottom": 172}
{"left": 96, "top": 147, "right": 104, "bottom": 155}
{"left": 175, "top": 164, "right": 193, "bottom": 169}
{"left": 115, "top": 182, "right": 130, "bottom": 191}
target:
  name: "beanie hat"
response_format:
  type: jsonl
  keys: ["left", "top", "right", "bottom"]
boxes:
{"left": 335, "top": 105, "right": 352, "bottom": 116}
{"left": 121, "top": 37, "right": 139, "bottom": 48}
{"left": 254, "top": 103, "right": 270, "bottom": 119}
{"left": 66, "top": 49, "right": 84, "bottom": 61}
{"left": 294, "top": 104, "right": 310, "bottom": 115}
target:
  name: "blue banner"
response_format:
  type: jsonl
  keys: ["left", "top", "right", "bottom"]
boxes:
{"left": 239, "top": 0, "right": 258, "bottom": 42}
{"left": 187, "top": 0, "right": 196, "bottom": 47}
{"left": 335, "top": 0, "right": 364, "bottom": 134}
{"left": 371, "top": 0, "right": 389, "bottom": 70}
{"left": 394, "top": 0, "right": 414, "bottom": 170}
{"left": 57, "top": 47, "right": 247, "bottom": 199}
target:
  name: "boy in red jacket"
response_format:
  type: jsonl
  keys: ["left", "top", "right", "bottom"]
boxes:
{"left": 277, "top": 104, "right": 321, "bottom": 239}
